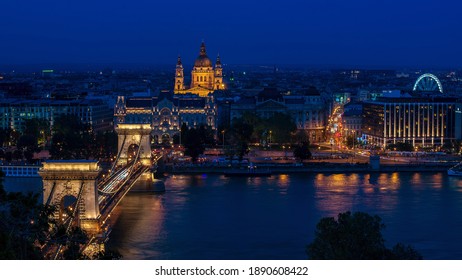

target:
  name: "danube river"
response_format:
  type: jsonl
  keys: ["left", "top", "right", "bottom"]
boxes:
{"left": 5, "top": 172, "right": 462, "bottom": 259}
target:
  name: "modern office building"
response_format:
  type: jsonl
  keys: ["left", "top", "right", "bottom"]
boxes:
{"left": 362, "top": 95, "right": 459, "bottom": 148}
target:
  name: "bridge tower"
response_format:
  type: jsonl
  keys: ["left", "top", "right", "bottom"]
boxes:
{"left": 114, "top": 95, "right": 152, "bottom": 167}
{"left": 115, "top": 123, "right": 152, "bottom": 166}
{"left": 39, "top": 160, "right": 101, "bottom": 234}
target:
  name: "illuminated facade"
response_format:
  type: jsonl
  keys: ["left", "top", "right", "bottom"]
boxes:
{"left": 39, "top": 160, "right": 101, "bottom": 234}
{"left": 115, "top": 91, "right": 217, "bottom": 145}
{"left": 114, "top": 122, "right": 152, "bottom": 166}
{"left": 362, "top": 97, "right": 459, "bottom": 147}
{"left": 174, "top": 42, "right": 224, "bottom": 97}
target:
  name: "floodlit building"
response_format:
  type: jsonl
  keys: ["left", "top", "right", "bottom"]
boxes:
{"left": 114, "top": 91, "right": 217, "bottom": 145}
{"left": 362, "top": 96, "right": 459, "bottom": 148}
{"left": 174, "top": 42, "right": 225, "bottom": 97}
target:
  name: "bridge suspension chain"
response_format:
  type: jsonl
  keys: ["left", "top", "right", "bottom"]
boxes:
{"left": 110, "top": 135, "right": 127, "bottom": 174}
{"left": 97, "top": 135, "right": 145, "bottom": 203}
{"left": 53, "top": 182, "right": 85, "bottom": 260}
{"left": 45, "top": 182, "right": 56, "bottom": 206}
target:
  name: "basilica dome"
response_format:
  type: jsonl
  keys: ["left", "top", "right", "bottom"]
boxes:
{"left": 194, "top": 55, "right": 212, "bottom": 67}
{"left": 194, "top": 42, "right": 213, "bottom": 68}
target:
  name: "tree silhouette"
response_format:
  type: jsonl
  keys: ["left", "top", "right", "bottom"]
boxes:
{"left": 293, "top": 141, "right": 312, "bottom": 161}
{"left": 0, "top": 172, "right": 121, "bottom": 260}
{"left": 307, "top": 211, "right": 422, "bottom": 260}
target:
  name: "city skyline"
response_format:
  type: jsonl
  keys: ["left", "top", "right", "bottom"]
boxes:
{"left": 1, "top": 0, "right": 461, "bottom": 68}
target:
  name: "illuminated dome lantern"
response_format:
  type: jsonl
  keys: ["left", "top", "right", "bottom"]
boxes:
{"left": 194, "top": 42, "right": 213, "bottom": 67}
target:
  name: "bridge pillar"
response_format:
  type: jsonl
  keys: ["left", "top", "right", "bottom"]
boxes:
{"left": 115, "top": 123, "right": 152, "bottom": 166}
{"left": 39, "top": 160, "right": 102, "bottom": 234}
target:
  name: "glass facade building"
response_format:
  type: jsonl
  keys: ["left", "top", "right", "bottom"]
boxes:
{"left": 362, "top": 97, "right": 459, "bottom": 147}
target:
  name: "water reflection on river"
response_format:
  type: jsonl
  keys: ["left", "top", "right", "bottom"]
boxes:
{"left": 103, "top": 172, "right": 462, "bottom": 260}
{"left": 5, "top": 172, "right": 462, "bottom": 259}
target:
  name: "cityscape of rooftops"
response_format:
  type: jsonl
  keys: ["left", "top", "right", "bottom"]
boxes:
{"left": 1, "top": 0, "right": 462, "bottom": 270}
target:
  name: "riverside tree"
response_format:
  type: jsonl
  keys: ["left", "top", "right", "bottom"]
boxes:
{"left": 0, "top": 172, "right": 121, "bottom": 260}
{"left": 307, "top": 211, "right": 422, "bottom": 260}
{"left": 293, "top": 141, "right": 312, "bottom": 161}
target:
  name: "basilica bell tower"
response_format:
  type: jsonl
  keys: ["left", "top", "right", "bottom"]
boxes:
{"left": 214, "top": 54, "right": 224, "bottom": 90}
{"left": 174, "top": 56, "right": 185, "bottom": 92}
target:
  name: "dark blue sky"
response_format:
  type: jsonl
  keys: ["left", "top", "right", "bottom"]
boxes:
{"left": 1, "top": 0, "right": 461, "bottom": 68}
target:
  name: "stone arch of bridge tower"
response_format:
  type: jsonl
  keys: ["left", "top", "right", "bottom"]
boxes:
{"left": 60, "top": 194, "right": 78, "bottom": 221}
{"left": 39, "top": 161, "right": 101, "bottom": 234}
{"left": 115, "top": 123, "right": 152, "bottom": 166}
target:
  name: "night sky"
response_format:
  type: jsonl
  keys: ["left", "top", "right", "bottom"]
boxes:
{"left": 1, "top": 0, "right": 461, "bottom": 68}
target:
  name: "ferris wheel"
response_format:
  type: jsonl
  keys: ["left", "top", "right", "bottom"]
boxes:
{"left": 413, "top": 73, "right": 443, "bottom": 93}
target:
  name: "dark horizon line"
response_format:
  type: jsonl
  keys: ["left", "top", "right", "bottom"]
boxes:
{"left": 1, "top": 62, "right": 461, "bottom": 73}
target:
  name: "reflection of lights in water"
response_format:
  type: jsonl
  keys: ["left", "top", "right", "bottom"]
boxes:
{"left": 429, "top": 173, "right": 443, "bottom": 189}
{"left": 375, "top": 173, "right": 400, "bottom": 191}
{"left": 247, "top": 177, "right": 262, "bottom": 186}
{"left": 105, "top": 172, "right": 462, "bottom": 259}
{"left": 279, "top": 174, "right": 289, "bottom": 184}
{"left": 326, "top": 174, "right": 350, "bottom": 192}
{"left": 363, "top": 187, "right": 374, "bottom": 194}
{"left": 108, "top": 193, "right": 167, "bottom": 259}
{"left": 315, "top": 174, "right": 324, "bottom": 182}
{"left": 391, "top": 172, "right": 399, "bottom": 184}
{"left": 277, "top": 174, "right": 290, "bottom": 195}
{"left": 378, "top": 174, "right": 389, "bottom": 185}
{"left": 412, "top": 173, "right": 422, "bottom": 184}
{"left": 349, "top": 173, "right": 359, "bottom": 181}
{"left": 313, "top": 172, "right": 402, "bottom": 216}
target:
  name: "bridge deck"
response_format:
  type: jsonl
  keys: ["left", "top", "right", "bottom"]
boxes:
{"left": 98, "top": 164, "right": 150, "bottom": 222}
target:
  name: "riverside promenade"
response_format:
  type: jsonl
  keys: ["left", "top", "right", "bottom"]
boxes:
{"left": 167, "top": 161, "right": 455, "bottom": 175}
{"left": 163, "top": 148, "right": 461, "bottom": 175}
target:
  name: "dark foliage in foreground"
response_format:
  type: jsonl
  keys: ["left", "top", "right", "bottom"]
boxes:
{"left": 307, "top": 211, "right": 422, "bottom": 260}
{"left": 0, "top": 173, "right": 121, "bottom": 260}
